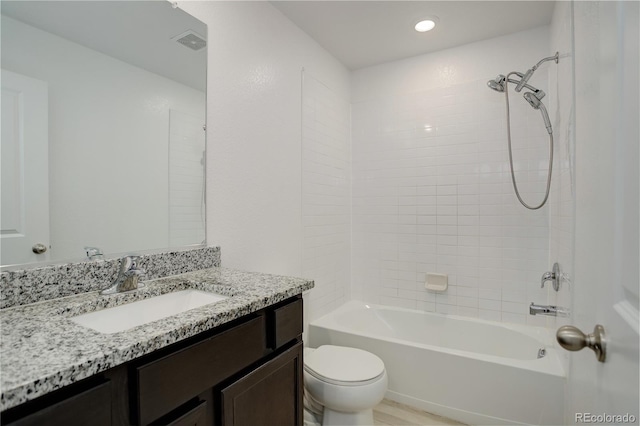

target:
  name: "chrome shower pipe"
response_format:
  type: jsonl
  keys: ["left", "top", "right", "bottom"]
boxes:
{"left": 514, "top": 52, "right": 559, "bottom": 92}
{"left": 534, "top": 52, "right": 560, "bottom": 69}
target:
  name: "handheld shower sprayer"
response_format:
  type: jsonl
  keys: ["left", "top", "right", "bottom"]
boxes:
{"left": 523, "top": 91, "right": 552, "bottom": 134}
{"left": 486, "top": 52, "right": 559, "bottom": 210}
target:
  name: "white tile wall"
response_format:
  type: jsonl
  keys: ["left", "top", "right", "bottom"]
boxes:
{"left": 302, "top": 72, "right": 352, "bottom": 322}
{"left": 351, "top": 75, "right": 554, "bottom": 325}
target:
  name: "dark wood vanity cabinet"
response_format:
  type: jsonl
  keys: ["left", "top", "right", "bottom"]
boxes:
{"left": 2, "top": 379, "right": 112, "bottom": 426}
{"left": 220, "top": 342, "right": 303, "bottom": 426}
{"left": 2, "top": 296, "right": 304, "bottom": 426}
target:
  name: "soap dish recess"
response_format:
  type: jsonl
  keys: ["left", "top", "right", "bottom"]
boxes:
{"left": 425, "top": 273, "right": 448, "bottom": 292}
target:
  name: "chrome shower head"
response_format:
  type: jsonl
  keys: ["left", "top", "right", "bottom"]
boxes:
{"left": 524, "top": 92, "right": 552, "bottom": 134}
{"left": 487, "top": 75, "right": 505, "bottom": 92}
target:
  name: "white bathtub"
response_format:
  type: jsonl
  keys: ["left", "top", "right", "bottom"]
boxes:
{"left": 308, "top": 301, "right": 565, "bottom": 426}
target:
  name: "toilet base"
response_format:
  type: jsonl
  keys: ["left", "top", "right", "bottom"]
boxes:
{"left": 303, "top": 408, "right": 322, "bottom": 426}
{"left": 322, "top": 408, "right": 374, "bottom": 426}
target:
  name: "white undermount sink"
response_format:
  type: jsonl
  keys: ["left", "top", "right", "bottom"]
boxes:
{"left": 70, "top": 289, "right": 228, "bottom": 334}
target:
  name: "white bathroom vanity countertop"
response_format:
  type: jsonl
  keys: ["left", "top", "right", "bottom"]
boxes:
{"left": 0, "top": 267, "right": 314, "bottom": 411}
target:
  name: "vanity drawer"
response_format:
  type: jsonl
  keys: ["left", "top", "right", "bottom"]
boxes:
{"left": 269, "top": 297, "right": 303, "bottom": 349}
{"left": 135, "top": 315, "right": 266, "bottom": 425}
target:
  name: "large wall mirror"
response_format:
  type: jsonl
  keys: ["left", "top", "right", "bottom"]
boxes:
{"left": 1, "top": 1, "right": 207, "bottom": 267}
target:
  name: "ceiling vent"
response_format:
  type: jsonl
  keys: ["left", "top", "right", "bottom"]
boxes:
{"left": 172, "top": 30, "right": 206, "bottom": 51}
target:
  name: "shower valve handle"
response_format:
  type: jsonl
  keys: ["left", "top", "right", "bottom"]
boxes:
{"left": 540, "top": 272, "right": 554, "bottom": 288}
{"left": 540, "top": 262, "right": 561, "bottom": 291}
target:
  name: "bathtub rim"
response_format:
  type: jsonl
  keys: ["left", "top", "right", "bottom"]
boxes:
{"left": 309, "top": 300, "right": 565, "bottom": 378}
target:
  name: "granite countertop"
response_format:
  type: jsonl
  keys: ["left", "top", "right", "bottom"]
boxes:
{"left": 0, "top": 267, "right": 314, "bottom": 411}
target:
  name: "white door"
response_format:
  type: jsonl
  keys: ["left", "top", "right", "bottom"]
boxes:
{"left": 1, "top": 70, "right": 50, "bottom": 266}
{"left": 568, "top": 1, "right": 639, "bottom": 423}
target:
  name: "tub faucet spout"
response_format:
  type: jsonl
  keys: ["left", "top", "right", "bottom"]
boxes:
{"left": 529, "top": 302, "right": 569, "bottom": 317}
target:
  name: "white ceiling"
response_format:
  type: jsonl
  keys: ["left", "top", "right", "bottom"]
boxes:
{"left": 271, "top": 1, "right": 556, "bottom": 70}
{"left": 1, "top": 1, "right": 207, "bottom": 91}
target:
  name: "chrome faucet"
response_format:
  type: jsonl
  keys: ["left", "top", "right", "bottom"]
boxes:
{"left": 541, "top": 262, "right": 561, "bottom": 291}
{"left": 529, "top": 302, "right": 569, "bottom": 317}
{"left": 101, "top": 256, "right": 145, "bottom": 295}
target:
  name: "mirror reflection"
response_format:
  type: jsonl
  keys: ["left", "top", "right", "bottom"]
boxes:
{"left": 1, "top": 1, "right": 207, "bottom": 267}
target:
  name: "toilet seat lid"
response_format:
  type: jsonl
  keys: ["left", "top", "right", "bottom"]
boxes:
{"left": 304, "top": 345, "right": 385, "bottom": 385}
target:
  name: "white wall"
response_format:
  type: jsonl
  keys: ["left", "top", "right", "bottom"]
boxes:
{"left": 351, "top": 27, "right": 555, "bottom": 325}
{"left": 179, "top": 2, "right": 351, "bottom": 330}
{"left": 1, "top": 16, "right": 204, "bottom": 261}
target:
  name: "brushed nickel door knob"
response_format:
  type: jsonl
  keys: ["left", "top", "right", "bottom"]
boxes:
{"left": 556, "top": 324, "right": 606, "bottom": 362}
{"left": 32, "top": 243, "right": 47, "bottom": 254}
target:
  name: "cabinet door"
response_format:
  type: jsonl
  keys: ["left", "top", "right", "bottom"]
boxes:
{"left": 4, "top": 380, "right": 111, "bottom": 426}
{"left": 221, "top": 342, "right": 303, "bottom": 426}
{"left": 150, "top": 399, "right": 208, "bottom": 426}
{"left": 136, "top": 316, "right": 266, "bottom": 425}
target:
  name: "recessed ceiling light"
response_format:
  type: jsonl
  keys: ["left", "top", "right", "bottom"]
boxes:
{"left": 415, "top": 19, "right": 437, "bottom": 33}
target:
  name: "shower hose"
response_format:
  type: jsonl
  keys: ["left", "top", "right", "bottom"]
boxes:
{"left": 504, "top": 71, "right": 554, "bottom": 210}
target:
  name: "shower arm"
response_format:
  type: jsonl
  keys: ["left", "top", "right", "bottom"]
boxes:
{"left": 504, "top": 52, "right": 559, "bottom": 93}
{"left": 534, "top": 53, "right": 560, "bottom": 70}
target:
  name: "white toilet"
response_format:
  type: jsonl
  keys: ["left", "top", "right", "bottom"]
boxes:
{"left": 303, "top": 345, "right": 388, "bottom": 426}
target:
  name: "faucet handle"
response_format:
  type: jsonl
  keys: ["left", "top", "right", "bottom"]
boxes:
{"left": 540, "top": 262, "right": 561, "bottom": 291}
{"left": 119, "top": 255, "right": 140, "bottom": 270}
{"left": 125, "top": 256, "right": 145, "bottom": 275}
{"left": 540, "top": 271, "right": 554, "bottom": 288}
